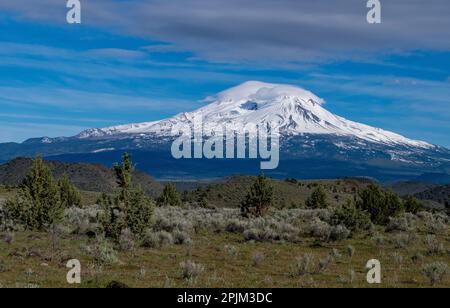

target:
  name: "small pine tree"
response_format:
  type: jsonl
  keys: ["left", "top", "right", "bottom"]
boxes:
{"left": 199, "top": 195, "right": 209, "bottom": 208}
{"left": 58, "top": 176, "right": 82, "bottom": 208}
{"left": 306, "top": 186, "right": 328, "bottom": 209}
{"left": 241, "top": 175, "right": 274, "bottom": 217}
{"left": 403, "top": 195, "right": 423, "bottom": 214}
{"left": 100, "top": 153, "right": 154, "bottom": 240}
{"left": 126, "top": 186, "right": 155, "bottom": 235}
{"left": 157, "top": 183, "right": 182, "bottom": 207}
{"left": 99, "top": 193, "right": 124, "bottom": 240}
{"left": 4, "top": 156, "right": 63, "bottom": 230}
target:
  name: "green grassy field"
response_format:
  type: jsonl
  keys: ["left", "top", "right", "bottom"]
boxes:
{"left": 1, "top": 217, "right": 449, "bottom": 288}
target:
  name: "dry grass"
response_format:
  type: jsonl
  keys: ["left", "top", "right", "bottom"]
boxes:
{"left": 0, "top": 227, "right": 449, "bottom": 288}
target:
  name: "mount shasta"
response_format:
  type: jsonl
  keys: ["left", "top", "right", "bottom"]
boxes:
{"left": 1, "top": 81, "right": 449, "bottom": 182}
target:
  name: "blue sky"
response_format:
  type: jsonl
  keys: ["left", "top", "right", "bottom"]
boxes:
{"left": 0, "top": 0, "right": 449, "bottom": 147}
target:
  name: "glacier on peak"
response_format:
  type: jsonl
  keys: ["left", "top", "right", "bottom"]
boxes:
{"left": 78, "top": 81, "right": 433, "bottom": 149}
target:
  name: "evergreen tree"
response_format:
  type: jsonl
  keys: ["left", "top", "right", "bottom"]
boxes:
{"left": 99, "top": 193, "right": 124, "bottom": 240}
{"left": 356, "top": 183, "right": 404, "bottom": 225}
{"left": 403, "top": 195, "right": 423, "bottom": 214}
{"left": 306, "top": 186, "right": 328, "bottom": 209}
{"left": 331, "top": 200, "right": 372, "bottom": 234}
{"left": 157, "top": 183, "right": 182, "bottom": 207}
{"left": 241, "top": 175, "right": 274, "bottom": 217}
{"left": 58, "top": 175, "right": 82, "bottom": 208}
{"left": 100, "top": 153, "right": 154, "bottom": 239}
{"left": 4, "top": 156, "right": 63, "bottom": 230}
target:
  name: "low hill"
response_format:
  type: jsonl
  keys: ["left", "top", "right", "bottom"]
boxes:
{"left": 182, "top": 176, "right": 372, "bottom": 209}
{"left": 0, "top": 157, "right": 162, "bottom": 198}
{"left": 387, "top": 181, "right": 438, "bottom": 197}
{"left": 414, "top": 185, "right": 450, "bottom": 208}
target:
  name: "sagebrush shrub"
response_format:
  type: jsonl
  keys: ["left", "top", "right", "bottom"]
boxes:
{"left": 347, "top": 245, "right": 355, "bottom": 258}
{"left": 386, "top": 216, "right": 414, "bottom": 233}
{"left": 421, "top": 262, "right": 449, "bottom": 286}
{"left": 251, "top": 251, "right": 265, "bottom": 266}
{"left": 307, "top": 218, "right": 331, "bottom": 242}
{"left": 290, "top": 254, "right": 315, "bottom": 276}
{"left": 84, "top": 237, "right": 119, "bottom": 265}
{"left": 142, "top": 230, "right": 174, "bottom": 249}
{"left": 424, "top": 235, "right": 445, "bottom": 256}
{"left": 141, "top": 230, "right": 160, "bottom": 249}
{"left": 118, "top": 228, "right": 135, "bottom": 252}
{"left": 329, "top": 225, "right": 350, "bottom": 241}
{"left": 180, "top": 261, "right": 205, "bottom": 280}
{"left": 173, "top": 230, "right": 191, "bottom": 245}
{"left": 317, "top": 255, "right": 333, "bottom": 273}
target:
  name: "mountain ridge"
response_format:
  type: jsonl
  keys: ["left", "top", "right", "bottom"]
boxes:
{"left": 1, "top": 81, "right": 449, "bottom": 182}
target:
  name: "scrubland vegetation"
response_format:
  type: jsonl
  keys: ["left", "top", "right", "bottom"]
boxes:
{"left": 0, "top": 155, "right": 449, "bottom": 288}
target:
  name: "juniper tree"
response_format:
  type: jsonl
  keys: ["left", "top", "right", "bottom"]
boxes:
{"left": 356, "top": 183, "right": 404, "bottom": 225}
{"left": 331, "top": 200, "right": 372, "bottom": 234}
{"left": 100, "top": 153, "right": 154, "bottom": 239}
{"left": 58, "top": 175, "right": 82, "bottom": 208}
{"left": 306, "top": 186, "right": 328, "bottom": 209}
{"left": 4, "top": 156, "right": 63, "bottom": 230}
{"left": 403, "top": 195, "right": 423, "bottom": 214}
{"left": 157, "top": 183, "right": 182, "bottom": 207}
{"left": 241, "top": 174, "right": 274, "bottom": 217}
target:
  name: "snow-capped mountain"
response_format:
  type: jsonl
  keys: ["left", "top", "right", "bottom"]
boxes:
{"left": 78, "top": 81, "right": 432, "bottom": 149}
{"left": 1, "top": 81, "right": 449, "bottom": 181}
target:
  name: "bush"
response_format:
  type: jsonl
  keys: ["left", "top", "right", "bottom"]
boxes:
{"left": 317, "top": 255, "right": 333, "bottom": 273}
{"left": 157, "top": 183, "right": 182, "bottom": 207}
{"left": 392, "top": 233, "right": 416, "bottom": 249}
{"left": 386, "top": 216, "right": 414, "bottom": 233}
{"left": 118, "top": 228, "right": 135, "bottom": 252}
{"left": 225, "top": 219, "right": 247, "bottom": 233}
{"left": 347, "top": 245, "right": 355, "bottom": 258}
{"left": 142, "top": 230, "right": 174, "bottom": 249}
{"left": 424, "top": 235, "right": 445, "bottom": 256}
{"left": 307, "top": 218, "right": 331, "bottom": 242}
{"left": 306, "top": 186, "right": 328, "bottom": 209}
{"left": 251, "top": 251, "right": 265, "bottom": 266}
{"left": 403, "top": 196, "right": 423, "bottom": 214}
{"left": 224, "top": 245, "right": 238, "bottom": 259}
{"left": 243, "top": 227, "right": 279, "bottom": 242}
{"left": 290, "top": 254, "right": 315, "bottom": 276}
{"left": 356, "top": 184, "right": 404, "bottom": 225}
{"left": 331, "top": 200, "right": 371, "bottom": 234}
{"left": 421, "top": 262, "right": 449, "bottom": 286}
{"left": 241, "top": 175, "right": 274, "bottom": 218}
{"left": 85, "top": 237, "right": 119, "bottom": 265}
{"left": 64, "top": 206, "right": 102, "bottom": 236}
{"left": 329, "top": 225, "right": 350, "bottom": 241}
{"left": 141, "top": 230, "right": 160, "bottom": 249}
{"left": 180, "top": 261, "right": 205, "bottom": 280}
{"left": 173, "top": 230, "right": 191, "bottom": 245}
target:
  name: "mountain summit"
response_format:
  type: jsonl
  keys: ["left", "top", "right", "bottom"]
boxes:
{"left": 79, "top": 81, "right": 432, "bottom": 149}
{"left": 1, "top": 81, "right": 449, "bottom": 181}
